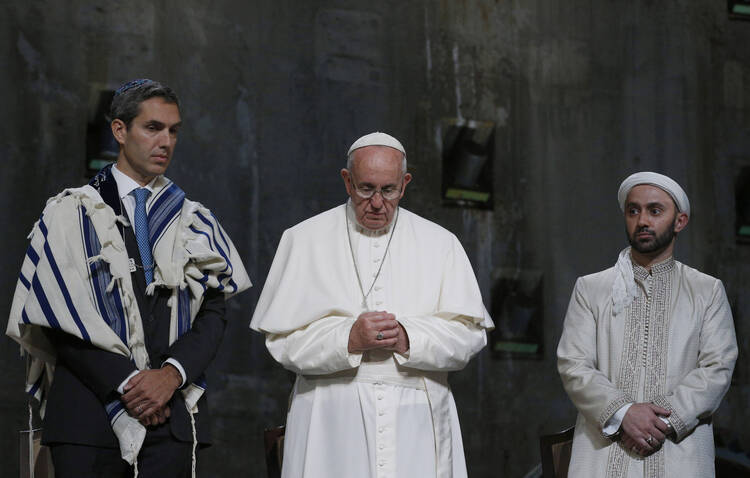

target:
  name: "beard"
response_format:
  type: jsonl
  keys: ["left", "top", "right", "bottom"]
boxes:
{"left": 627, "top": 219, "right": 677, "bottom": 254}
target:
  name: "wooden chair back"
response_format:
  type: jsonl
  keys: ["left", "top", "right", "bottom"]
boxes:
{"left": 264, "top": 425, "right": 286, "bottom": 478}
{"left": 539, "top": 426, "right": 575, "bottom": 478}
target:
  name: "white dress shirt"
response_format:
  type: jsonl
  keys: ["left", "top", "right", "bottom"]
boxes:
{"left": 111, "top": 164, "right": 187, "bottom": 392}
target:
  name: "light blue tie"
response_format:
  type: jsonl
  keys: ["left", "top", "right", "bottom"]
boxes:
{"left": 130, "top": 188, "right": 154, "bottom": 284}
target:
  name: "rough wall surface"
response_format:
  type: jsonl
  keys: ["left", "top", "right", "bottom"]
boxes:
{"left": 1, "top": 1, "right": 749, "bottom": 476}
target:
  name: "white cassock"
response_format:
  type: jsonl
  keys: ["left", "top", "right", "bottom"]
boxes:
{"left": 250, "top": 202, "right": 494, "bottom": 478}
{"left": 557, "top": 254, "right": 737, "bottom": 478}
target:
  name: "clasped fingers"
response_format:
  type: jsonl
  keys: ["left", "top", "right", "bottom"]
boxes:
{"left": 349, "top": 312, "right": 400, "bottom": 353}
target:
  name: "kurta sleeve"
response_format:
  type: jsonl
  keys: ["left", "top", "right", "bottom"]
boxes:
{"left": 266, "top": 316, "right": 363, "bottom": 375}
{"left": 394, "top": 314, "right": 487, "bottom": 371}
{"left": 557, "top": 278, "right": 633, "bottom": 432}
{"left": 651, "top": 280, "right": 737, "bottom": 441}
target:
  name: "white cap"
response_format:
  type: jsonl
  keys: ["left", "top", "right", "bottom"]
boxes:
{"left": 618, "top": 171, "right": 690, "bottom": 217}
{"left": 347, "top": 132, "right": 406, "bottom": 157}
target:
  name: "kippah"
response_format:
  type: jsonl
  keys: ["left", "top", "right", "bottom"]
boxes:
{"left": 114, "top": 79, "right": 154, "bottom": 96}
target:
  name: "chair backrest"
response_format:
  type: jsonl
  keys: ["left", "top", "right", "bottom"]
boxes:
{"left": 264, "top": 425, "right": 286, "bottom": 478}
{"left": 539, "top": 426, "right": 575, "bottom": 478}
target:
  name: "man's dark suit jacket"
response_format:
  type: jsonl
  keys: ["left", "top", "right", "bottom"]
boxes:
{"left": 41, "top": 175, "right": 227, "bottom": 449}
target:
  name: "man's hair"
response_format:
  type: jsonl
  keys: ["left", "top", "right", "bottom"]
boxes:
{"left": 108, "top": 79, "right": 180, "bottom": 128}
{"left": 347, "top": 148, "right": 408, "bottom": 175}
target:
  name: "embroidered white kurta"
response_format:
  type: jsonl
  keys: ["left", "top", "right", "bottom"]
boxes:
{"left": 251, "top": 203, "right": 493, "bottom": 478}
{"left": 557, "top": 256, "right": 737, "bottom": 478}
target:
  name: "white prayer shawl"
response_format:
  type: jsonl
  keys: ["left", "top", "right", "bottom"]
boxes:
{"left": 251, "top": 203, "right": 493, "bottom": 478}
{"left": 612, "top": 247, "right": 638, "bottom": 316}
{"left": 557, "top": 258, "right": 737, "bottom": 478}
{"left": 7, "top": 180, "right": 251, "bottom": 464}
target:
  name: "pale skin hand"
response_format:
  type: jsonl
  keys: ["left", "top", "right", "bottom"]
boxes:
{"left": 383, "top": 322, "right": 409, "bottom": 355}
{"left": 348, "top": 311, "right": 409, "bottom": 354}
{"left": 122, "top": 364, "right": 182, "bottom": 424}
{"left": 620, "top": 403, "right": 670, "bottom": 455}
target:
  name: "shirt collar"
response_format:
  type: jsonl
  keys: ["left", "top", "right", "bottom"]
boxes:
{"left": 632, "top": 254, "right": 675, "bottom": 281}
{"left": 111, "top": 163, "right": 158, "bottom": 199}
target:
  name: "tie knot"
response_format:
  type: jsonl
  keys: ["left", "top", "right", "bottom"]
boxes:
{"left": 130, "top": 188, "right": 151, "bottom": 204}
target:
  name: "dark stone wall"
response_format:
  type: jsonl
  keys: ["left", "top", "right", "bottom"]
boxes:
{"left": 1, "top": 1, "right": 749, "bottom": 476}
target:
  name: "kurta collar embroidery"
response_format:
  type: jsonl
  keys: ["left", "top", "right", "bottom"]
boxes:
{"left": 632, "top": 256, "right": 676, "bottom": 282}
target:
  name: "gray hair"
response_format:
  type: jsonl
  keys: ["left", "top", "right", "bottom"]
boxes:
{"left": 108, "top": 79, "right": 180, "bottom": 128}
{"left": 346, "top": 148, "right": 408, "bottom": 175}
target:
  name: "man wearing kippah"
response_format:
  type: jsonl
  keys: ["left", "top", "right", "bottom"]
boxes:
{"left": 557, "top": 172, "right": 737, "bottom": 477}
{"left": 7, "top": 79, "right": 251, "bottom": 477}
{"left": 251, "top": 132, "right": 494, "bottom": 477}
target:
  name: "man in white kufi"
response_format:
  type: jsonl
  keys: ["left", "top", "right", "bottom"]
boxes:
{"left": 251, "top": 132, "right": 494, "bottom": 478}
{"left": 557, "top": 172, "right": 737, "bottom": 478}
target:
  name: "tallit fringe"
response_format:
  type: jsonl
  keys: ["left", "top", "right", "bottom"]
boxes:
{"left": 190, "top": 404, "right": 198, "bottom": 478}
{"left": 27, "top": 402, "right": 34, "bottom": 478}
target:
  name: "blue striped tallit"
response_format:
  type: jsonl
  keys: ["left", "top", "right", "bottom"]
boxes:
{"left": 6, "top": 180, "right": 252, "bottom": 465}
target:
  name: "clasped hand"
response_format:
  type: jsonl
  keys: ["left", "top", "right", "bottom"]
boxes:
{"left": 620, "top": 403, "right": 671, "bottom": 456}
{"left": 121, "top": 365, "right": 182, "bottom": 426}
{"left": 348, "top": 311, "right": 409, "bottom": 355}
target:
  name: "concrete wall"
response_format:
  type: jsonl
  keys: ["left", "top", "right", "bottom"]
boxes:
{"left": 1, "top": 1, "right": 749, "bottom": 476}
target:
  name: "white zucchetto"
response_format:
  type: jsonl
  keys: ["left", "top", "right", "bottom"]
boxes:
{"left": 347, "top": 132, "right": 406, "bottom": 157}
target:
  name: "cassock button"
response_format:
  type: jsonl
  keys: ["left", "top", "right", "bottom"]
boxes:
{"left": 377, "top": 394, "right": 384, "bottom": 400}
{"left": 378, "top": 410, "right": 385, "bottom": 416}
{"left": 374, "top": 243, "right": 380, "bottom": 248}
{"left": 376, "top": 301, "right": 383, "bottom": 306}
{"left": 378, "top": 427, "right": 384, "bottom": 433}
{"left": 374, "top": 285, "right": 382, "bottom": 291}
{"left": 379, "top": 443, "right": 385, "bottom": 450}
{"left": 373, "top": 257, "right": 381, "bottom": 263}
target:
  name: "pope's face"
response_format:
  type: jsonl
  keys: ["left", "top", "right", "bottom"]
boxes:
{"left": 111, "top": 97, "right": 182, "bottom": 186}
{"left": 341, "top": 146, "right": 412, "bottom": 230}
{"left": 624, "top": 185, "right": 687, "bottom": 256}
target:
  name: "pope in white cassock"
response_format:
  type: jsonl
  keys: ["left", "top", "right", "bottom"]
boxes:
{"left": 557, "top": 172, "right": 737, "bottom": 478}
{"left": 250, "top": 132, "right": 494, "bottom": 478}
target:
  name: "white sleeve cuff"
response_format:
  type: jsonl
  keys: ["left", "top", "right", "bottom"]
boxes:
{"left": 117, "top": 370, "right": 140, "bottom": 394}
{"left": 603, "top": 403, "right": 633, "bottom": 436}
{"left": 343, "top": 318, "right": 364, "bottom": 368}
{"left": 163, "top": 358, "right": 187, "bottom": 387}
